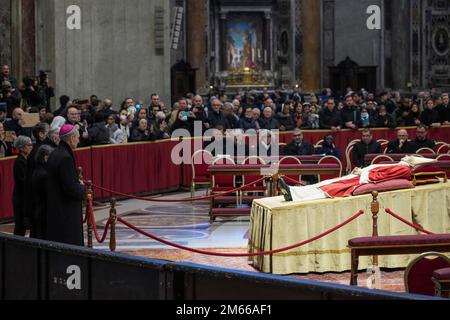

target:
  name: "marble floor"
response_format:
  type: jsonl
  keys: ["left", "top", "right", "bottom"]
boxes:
{"left": 0, "top": 189, "right": 407, "bottom": 293}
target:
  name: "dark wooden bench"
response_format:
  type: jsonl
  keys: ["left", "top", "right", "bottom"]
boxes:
{"left": 348, "top": 234, "right": 450, "bottom": 285}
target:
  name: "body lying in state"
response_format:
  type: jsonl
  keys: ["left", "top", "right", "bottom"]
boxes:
{"left": 281, "top": 156, "right": 437, "bottom": 202}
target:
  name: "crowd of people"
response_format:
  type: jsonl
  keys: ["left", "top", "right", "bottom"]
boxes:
{"left": 1, "top": 62, "right": 449, "bottom": 243}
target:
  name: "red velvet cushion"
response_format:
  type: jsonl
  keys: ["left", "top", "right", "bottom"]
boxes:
{"left": 352, "top": 179, "right": 414, "bottom": 196}
{"left": 411, "top": 165, "right": 447, "bottom": 185}
{"left": 411, "top": 165, "right": 443, "bottom": 174}
{"left": 433, "top": 268, "right": 450, "bottom": 281}
{"left": 348, "top": 234, "right": 450, "bottom": 247}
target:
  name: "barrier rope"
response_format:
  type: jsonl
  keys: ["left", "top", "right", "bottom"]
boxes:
{"left": 116, "top": 210, "right": 365, "bottom": 257}
{"left": 283, "top": 176, "right": 306, "bottom": 186}
{"left": 385, "top": 209, "right": 434, "bottom": 235}
{"left": 88, "top": 196, "right": 113, "bottom": 243}
{"left": 88, "top": 176, "right": 266, "bottom": 203}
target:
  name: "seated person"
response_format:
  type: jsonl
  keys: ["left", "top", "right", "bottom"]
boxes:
{"left": 352, "top": 129, "right": 382, "bottom": 168}
{"left": 283, "top": 128, "right": 314, "bottom": 156}
{"left": 410, "top": 125, "right": 435, "bottom": 153}
{"left": 386, "top": 129, "right": 415, "bottom": 154}
{"left": 278, "top": 155, "right": 435, "bottom": 202}
{"left": 314, "top": 134, "right": 342, "bottom": 160}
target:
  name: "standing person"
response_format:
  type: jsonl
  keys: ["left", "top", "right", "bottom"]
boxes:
{"left": 30, "top": 145, "right": 54, "bottom": 239}
{"left": 12, "top": 136, "right": 33, "bottom": 235}
{"left": 46, "top": 124, "right": 86, "bottom": 246}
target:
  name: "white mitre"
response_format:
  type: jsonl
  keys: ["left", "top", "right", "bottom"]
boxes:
{"left": 399, "top": 155, "right": 437, "bottom": 167}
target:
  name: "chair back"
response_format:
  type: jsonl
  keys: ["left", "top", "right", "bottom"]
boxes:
{"left": 279, "top": 156, "right": 303, "bottom": 185}
{"left": 404, "top": 252, "right": 450, "bottom": 296}
{"left": 191, "top": 150, "right": 213, "bottom": 180}
{"left": 211, "top": 157, "right": 236, "bottom": 187}
{"left": 380, "top": 141, "right": 389, "bottom": 154}
{"left": 242, "top": 156, "right": 266, "bottom": 185}
{"left": 437, "top": 143, "right": 450, "bottom": 154}
{"left": 317, "top": 155, "right": 342, "bottom": 182}
{"left": 345, "top": 144, "right": 356, "bottom": 174}
{"left": 370, "top": 154, "right": 394, "bottom": 165}
{"left": 416, "top": 147, "right": 436, "bottom": 155}
{"left": 436, "top": 154, "right": 450, "bottom": 161}
{"left": 314, "top": 139, "right": 324, "bottom": 149}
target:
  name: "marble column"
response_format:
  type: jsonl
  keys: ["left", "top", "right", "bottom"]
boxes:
{"left": 302, "top": 0, "right": 321, "bottom": 91}
{"left": 21, "top": 0, "right": 35, "bottom": 77}
{"left": 0, "top": 0, "right": 12, "bottom": 67}
{"left": 186, "top": 0, "right": 208, "bottom": 92}
{"left": 10, "top": 0, "right": 35, "bottom": 83}
{"left": 264, "top": 12, "right": 271, "bottom": 70}
{"left": 219, "top": 12, "right": 227, "bottom": 71}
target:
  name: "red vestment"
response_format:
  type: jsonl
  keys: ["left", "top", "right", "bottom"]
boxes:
{"left": 320, "top": 165, "right": 411, "bottom": 198}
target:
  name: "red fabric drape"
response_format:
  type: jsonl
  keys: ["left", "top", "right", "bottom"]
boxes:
{"left": 1, "top": 127, "right": 450, "bottom": 219}
{"left": 0, "top": 158, "right": 16, "bottom": 220}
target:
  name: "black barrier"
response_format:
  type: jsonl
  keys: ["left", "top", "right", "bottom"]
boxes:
{"left": 0, "top": 233, "right": 444, "bottom": 300}
{"left": 164, "top": 262, "right": 439, "bottom": 300}
{"left": 0, "top": 233, "right": 167, "bottom": 300}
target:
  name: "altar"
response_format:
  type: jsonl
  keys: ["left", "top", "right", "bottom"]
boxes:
{"left": 247, "top": 182, "right": 450, "bottom": 275}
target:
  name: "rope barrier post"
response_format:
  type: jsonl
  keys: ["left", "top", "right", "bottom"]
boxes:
{"left": 271, "top": 172, "right": 280, "bottom": 197}
{"left": 109, "top": 198, "right": 117, "bottom": 252}
{"left": 86, "top": 180, "right": 94, "bottom": 249}
{"left": 371, "top": 191, "right": 379, "bottom": 267}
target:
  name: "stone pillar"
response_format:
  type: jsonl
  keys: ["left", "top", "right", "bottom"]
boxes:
{"left": 10, "top": 0, "right": 35, "bottom": 83}
{"left": 0, "top": 0, "right": 12, "bottom": 66}
{"left": 264, "top": 12, "right": 272, "bottom": 70}
{"left": 302, "top": 0, "right": 321, "bottom": 91}
{"left": 186, "top": 0, "right": 208, "bottom": 92}
{"left": 219, "top": 12, "right": 227, "bottom": 71}
{"left": 20, "top": 0, "right": 35, "bottom": 77}
{"left": 390, "top": 0, "right": 410, "bottom": 91}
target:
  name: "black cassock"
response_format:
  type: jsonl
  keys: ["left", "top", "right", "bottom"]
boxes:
{"left": 45, "top": 141, "right": 85, "bottom": 246}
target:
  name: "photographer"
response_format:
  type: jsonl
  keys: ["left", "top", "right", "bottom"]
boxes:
{"left": 20, "top": 76, "right": 45, "bottom": 108}
{"left": 37, "top": 71, "right": 55, "bottom": 110}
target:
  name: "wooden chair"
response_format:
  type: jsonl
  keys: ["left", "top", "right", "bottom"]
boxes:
{"left": 380, "top": 141, "right": 389, "bottom": 154}
{"left": 211, "top": 156, "right": 236, "bottom": 193}
{"left": 436, "top": 154, "right": 450, "bottom": 161}
{"left": 279, "top": 156, "right": 303, "bottom": 185}
{"left": 437, "top": 143, "right": 450, "bottom": 154}
{"left": 416, "top": 147, "right": 436, "bottom": 155}
{"left": 404, "top": 252, "right": 450, "bottom": 296}
{"left": 241, "top": 156, "right": 267, "bottom": 201}
{"left": 317, "top": 155, "right": 343, "bottom": 182}
{"left": 345, "top": 143, "right": 356, "bottom": 174}
{"left": 191, "top": 149, "right": 213, "bottom": 198}
{"left": 370, "top": 154, "right": 394, "bottom": 165}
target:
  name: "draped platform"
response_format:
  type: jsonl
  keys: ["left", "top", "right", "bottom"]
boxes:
{"left": 1, "top": 126, "right": 450, "bottom": 220}
{"left": 248, "top": 183, "right": 450, "bottom": 275}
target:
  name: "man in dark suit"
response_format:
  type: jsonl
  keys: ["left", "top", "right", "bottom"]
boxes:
{"left": 352, "top": 129, "right": 382, "bottom": 168}
{"left": 386, "top": 129, "right": 415, "bottom": 154}
{"left": 410, "top": 125, "right": 435, "bottom": 153}
{"left": 46, "top": 124, "right": 86, "bottom": 246}
{"left": 283, "top": 128, "right": 314, "bottom": 156}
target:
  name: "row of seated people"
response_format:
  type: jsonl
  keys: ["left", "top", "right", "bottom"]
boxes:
{"left": 351, "top": 125, "right": 445, "bottom": 168}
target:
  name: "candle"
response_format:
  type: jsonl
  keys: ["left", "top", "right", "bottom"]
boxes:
{"left": 264, "top": 50, "right": 267, "bottom": 64}
{"left": 258, "top": 49, "right": 261, "bottom": 58}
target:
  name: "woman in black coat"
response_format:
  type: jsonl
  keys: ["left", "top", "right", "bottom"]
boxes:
{"left": 12, "top": 136, "right": 33, "bottom": 236}
{"left": 30, "top": 145, "right": 54, "bottom": 239}
{"left": 46, "top": 125, "right": 86, "bottom": 246}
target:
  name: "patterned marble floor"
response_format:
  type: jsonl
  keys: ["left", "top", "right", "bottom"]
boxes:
{"left": 0, "top": 189, "right": 407, "bottom": 294}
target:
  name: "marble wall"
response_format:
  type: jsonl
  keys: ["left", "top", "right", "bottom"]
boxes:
{"left": 36, "top": 0, "right": 171, "bottom": 109}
